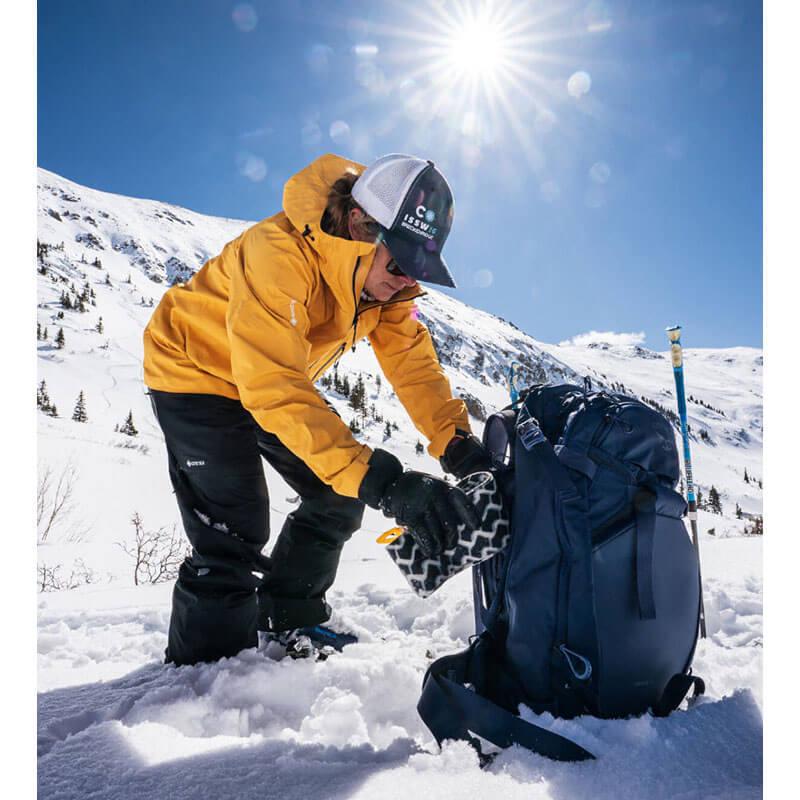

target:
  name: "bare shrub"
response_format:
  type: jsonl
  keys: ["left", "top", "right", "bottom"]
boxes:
{"left": 113, "top": 439, "right": 150, "bottom": 455}
{"left": 37, "top": 558, "right": 98, "bottom": 592}
{"left": 37, "top": 462, "right": 90, "bottom": 543}
{"left": 117, "top": 512, "right": 189, "bottom": 585}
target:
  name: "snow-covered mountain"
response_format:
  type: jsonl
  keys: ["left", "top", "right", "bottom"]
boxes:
{"left": 36, "top": 169, "right": 763, "bottom": 799}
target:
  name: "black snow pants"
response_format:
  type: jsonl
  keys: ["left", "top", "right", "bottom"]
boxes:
{"left": 148, "top": 390, "right": 365, "bottom": 666}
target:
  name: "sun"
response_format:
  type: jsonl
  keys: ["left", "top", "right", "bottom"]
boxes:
{"left": 443, "top": 13, "right": 510, "bottom": 81}
{"left": 348, "top": 0, "right": 589, "bottom": 171}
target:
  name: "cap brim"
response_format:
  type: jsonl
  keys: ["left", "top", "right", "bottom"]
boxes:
{"left": 382, "top": 229, "right": 457, "bottom": 288}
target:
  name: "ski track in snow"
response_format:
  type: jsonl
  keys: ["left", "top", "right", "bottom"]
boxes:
{"left": 36, "top": 169, "right": 763, "bottom": 799}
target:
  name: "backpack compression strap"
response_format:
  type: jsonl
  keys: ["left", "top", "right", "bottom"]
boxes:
{"left": 418, "top": 647, "right": 595, "bottom": 763}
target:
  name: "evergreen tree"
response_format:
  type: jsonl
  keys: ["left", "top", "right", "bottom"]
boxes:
{"left": 126, "top": 273, "right": 132, "bottom": 284}
{"left": 743, "top": 468, "right": 750, "bottom": 484}
{"left": 55, "top": 328, "right": 66, "bottom": 349}
{"left": 72, "top": 391, "right": 88, "bottom": 423}
{"left": 37, "top": 322, "right": 42, "bottom": 341}
{"left": 383, "top": 420, "right": 392, "bottom": 439}
{"left": 119, "top": 411, "right": 138, "bottom": 437}
{"left": 415, "top": 440, "right": 424, "bottom": 455}
{"left": 375, "top": 374, "right": 382, "bottom": 392}
{"left": 43, "top": 327, "right": 48, "bottom": 340}
{"left": 95, "top": 317, "right": 104, "bottom": 334}
{"left": 47, "top": 404, "right": 59, "bottom": 418}
{"left": 696, "top": 488, "right": 704, "bottom": 510}
{"left": 348, "top": 418, "right": 361, "bottom": 434}
{"left": 37, "top": 380, "right": 50, "bottom": 410}
{"left": 757, "top": 479, "right": 762, "bottom": 489}
{"left": 60, "top": 291, "right": 72, "bottom": 310}
{"left": 105, "top": 273, "right": 112, "bottom": 286}
{"left": 735, "top": 503, "right": 743, "bottom": 520}
{"left": 349, "top": 374, "right": 366, "bottom": 412}
{"left": 708, "top": 485, "right": 722, "bottom": 515}
{"left": 341, "top": 375, "right": 351, "bottom": 398}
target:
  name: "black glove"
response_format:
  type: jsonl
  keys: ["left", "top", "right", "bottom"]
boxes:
{"left": 359, "top": 449, "right": 481, "bottom": 558}
{"left": 440, "top": 430, "right": 492, "bottom": 479}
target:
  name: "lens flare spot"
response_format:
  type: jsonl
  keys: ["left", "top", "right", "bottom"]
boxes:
{"left": 534, "top": 108, "right": 557, "bottom": 134}
{"left": 237, "top": 153, "right": 267, "bottom": 182}
{"left": 589, "top": 161, "right": 611, "bottom": 183}
{"left": 232, "top": 4, "right": 258, "bottom": 32}
{"left": 473, "top": 269, "right": 493, "bottom": 288}
{"left": 353, "top": 43, "right": 379, "bottom": 58}
{"left": 329, "top": 120, "right": 351, "bottom": 143}
{"left": 355, "top": 61, "right": 388, "bottom": 95}
{"left": 567, "top": 71, "right": 592, "bottom": 98}
{"left": 301, "top": 118, "right": 323, "bottom": 148}
{"left": 584, "top": 1, "right": 613, "bottom": 33}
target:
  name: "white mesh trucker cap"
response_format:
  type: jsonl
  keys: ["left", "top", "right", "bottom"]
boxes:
{"left": 352, "top": 154, "right": 456, "bottom": 288}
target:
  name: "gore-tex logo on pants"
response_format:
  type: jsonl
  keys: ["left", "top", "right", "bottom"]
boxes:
{"left": 185, "top": 459, "right": 206, "bottom": 468}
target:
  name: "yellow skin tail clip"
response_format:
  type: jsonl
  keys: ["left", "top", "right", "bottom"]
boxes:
{"left": 376, "top": 526, "right": 405, "bottom": 545}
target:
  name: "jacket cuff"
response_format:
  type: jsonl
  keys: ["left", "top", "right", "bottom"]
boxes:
{"left": 358, "top": 449, "right": 404, "bottom": 509}
{"left": 428, "top": 423, "right": 468, "bottom": 460}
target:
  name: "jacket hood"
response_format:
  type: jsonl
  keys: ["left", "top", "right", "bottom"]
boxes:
{"left": 283, "top": 153, "right": 377, "bottom": 311}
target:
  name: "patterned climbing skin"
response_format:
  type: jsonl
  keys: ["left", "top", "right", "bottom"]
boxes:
{"left": 386, "top": 471, "right": 510, "bottom": 597}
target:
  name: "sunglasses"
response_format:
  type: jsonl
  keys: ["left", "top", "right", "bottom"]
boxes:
{"left": 386, "top": 257, "right": 407, "bottom": 278}
{"left": 360, "top": 218, "right": 409, "bottom": 278}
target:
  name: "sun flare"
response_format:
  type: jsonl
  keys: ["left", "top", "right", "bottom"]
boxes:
{"left": 444, "top": 15, "right": 510, "bottom": 80}
{"left": 352, "top": 0, "right": 592, "bottom": 172}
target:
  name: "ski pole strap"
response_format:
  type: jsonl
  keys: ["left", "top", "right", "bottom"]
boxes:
{"left": 418, "top": 649, "right": 595, "bottom": 763}
{"left": 651, "top": 673, "right": 705, "bottom": 717}
{"left": 634, "top": 488, "right": 657, "bottom": 620}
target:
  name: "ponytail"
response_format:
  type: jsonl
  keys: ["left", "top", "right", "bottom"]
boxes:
{"left": 321, "top": 169, "right": 378, "bottom": 241}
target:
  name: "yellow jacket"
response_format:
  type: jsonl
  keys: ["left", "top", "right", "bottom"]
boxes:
{"left": 143, "top": 153, "right": 469, "bottom": 498}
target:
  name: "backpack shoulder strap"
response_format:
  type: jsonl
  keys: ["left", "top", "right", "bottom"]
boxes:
{"left": 651, "top": 672, "right": 705, "bottom": 717}
{"left": 483, "top": 409, "right": 518, "bottom": 467}
{"left": 417, "top": 645, "right": 595, "bottom": 763}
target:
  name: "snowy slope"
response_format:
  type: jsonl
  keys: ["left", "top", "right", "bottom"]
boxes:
{"left": 36, "top": 170, "right": 763, "bottom": 799}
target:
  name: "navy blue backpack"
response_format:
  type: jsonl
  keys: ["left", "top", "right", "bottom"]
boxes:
{"left": 418, "top": 383, "right": 704, "bottom": 762}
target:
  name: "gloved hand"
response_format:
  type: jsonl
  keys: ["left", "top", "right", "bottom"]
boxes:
{"left": 359, "top": 449, "right": 481, "bottom": 557}
{"left": 440, "top": 429, "right": 492, "bottom": 479}
{"left": 381, "top": 471, "right": 480, "bottom": 557}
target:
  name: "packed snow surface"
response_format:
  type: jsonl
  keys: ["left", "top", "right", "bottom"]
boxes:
{"left": 37, "top": 170, "right": 762, "bottom": 799}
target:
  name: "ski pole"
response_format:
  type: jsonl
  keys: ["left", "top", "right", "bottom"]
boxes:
{"left": 666, "top": 325, "right": 707, "bottom": 638}
{"left": 507, "top": 361, "right": 522, "bottom": 409}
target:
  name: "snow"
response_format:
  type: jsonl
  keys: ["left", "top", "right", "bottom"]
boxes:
{"left": 36, "top": 169, "right": 763, "bottom": 798}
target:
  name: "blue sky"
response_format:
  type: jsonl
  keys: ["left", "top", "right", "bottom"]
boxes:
{"left": 38, "top": 0, "right": 762, "bottom": 349}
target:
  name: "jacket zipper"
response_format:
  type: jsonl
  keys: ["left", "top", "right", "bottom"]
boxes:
{"left": 310, "top": 344, "right": 346, "bottom": 382}
{"left": 347, "top": 256, "right": 424, "bottom": 351}
{"left": 311, "top": 257, "right": 425, "bottom": 378}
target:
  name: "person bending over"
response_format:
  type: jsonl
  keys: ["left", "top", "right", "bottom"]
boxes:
{"left": 143, "top": 153, "right": 489, "bottom": 665}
